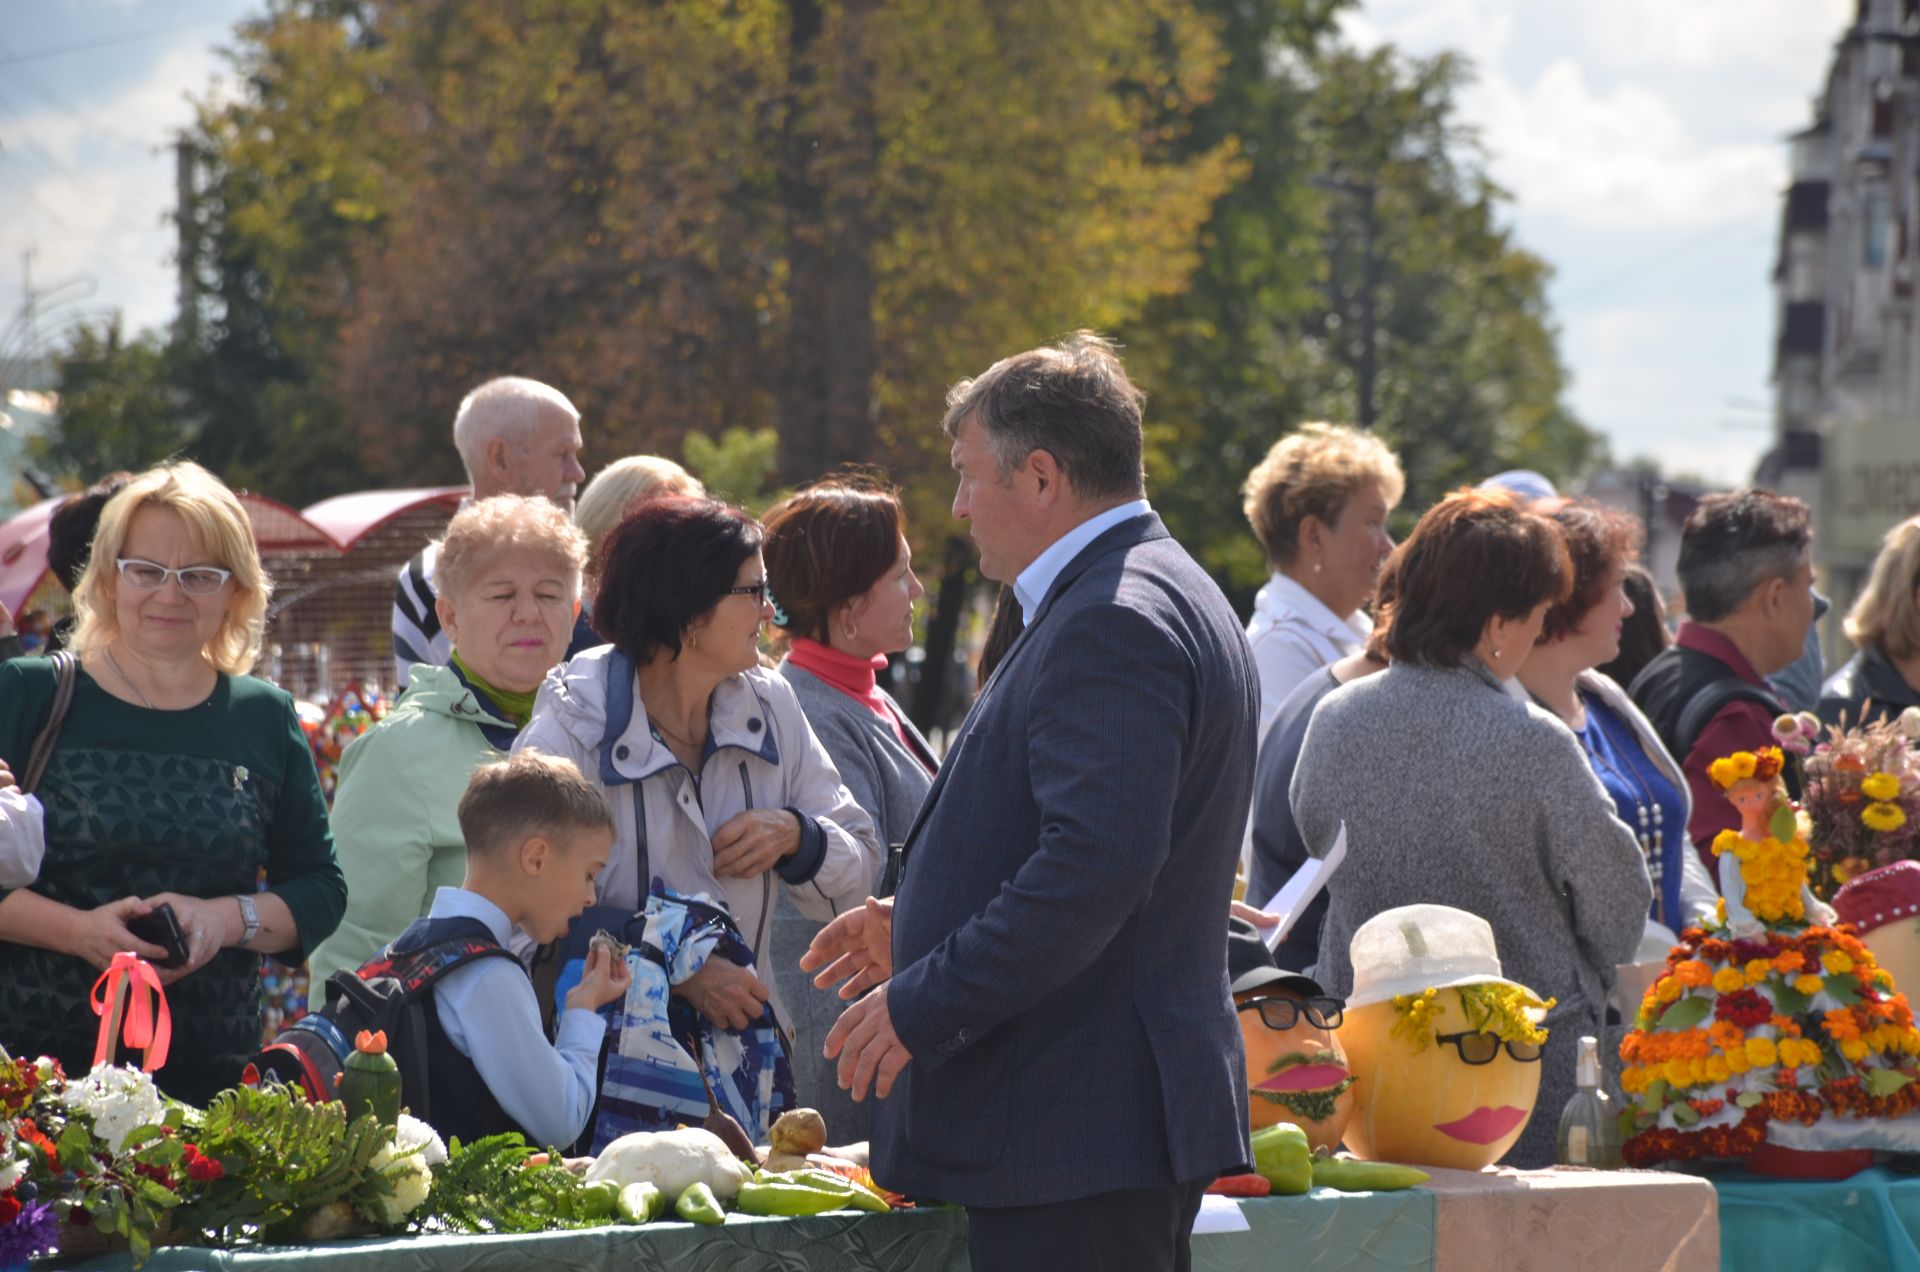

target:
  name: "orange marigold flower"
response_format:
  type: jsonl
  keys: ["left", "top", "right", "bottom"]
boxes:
{"left": 1773, "top": 951, "right": 1806, "bottom": 973}
{"left": 1673, "top": 960, "right": 1713, "bottom": 988}
{"left": 1824, "top": 1009, "right": 1862, "bottom": 1041}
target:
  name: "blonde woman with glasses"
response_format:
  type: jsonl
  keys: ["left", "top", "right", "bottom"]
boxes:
{"left": 0, "top": 462, "right": 345, "bottom": 1104}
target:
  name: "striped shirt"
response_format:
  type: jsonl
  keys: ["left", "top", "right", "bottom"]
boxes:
{"left": 391, "top": 542, "right": 450, "bottom": 689}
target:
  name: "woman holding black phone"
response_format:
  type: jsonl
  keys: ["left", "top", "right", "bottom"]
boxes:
{"left": 0, "top": 462, "right": 345, "bottom": 1104}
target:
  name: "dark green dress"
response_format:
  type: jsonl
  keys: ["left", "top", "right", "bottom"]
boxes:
{"left": 0, "top": 658, "right": 345, "bottom": 1106}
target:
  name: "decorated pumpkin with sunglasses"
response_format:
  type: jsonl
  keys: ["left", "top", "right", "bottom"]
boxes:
{"left": 1336, "top": 905, "right": 1552, "bottom": 1170}
{"left": 1226, "top": 919, "right": 1354, "bottom": 1151}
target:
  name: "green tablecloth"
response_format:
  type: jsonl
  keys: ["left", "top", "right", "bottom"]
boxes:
{"left": 1714, "top": 1166, "right": 1920, "bottom": 1272}
{"left": 63, "top": 1188, "right": 1437, "bottom": 1272}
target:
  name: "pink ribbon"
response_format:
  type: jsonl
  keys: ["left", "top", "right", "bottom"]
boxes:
{"left": 89, "top": 951, "right": 173, "bottom": 1072}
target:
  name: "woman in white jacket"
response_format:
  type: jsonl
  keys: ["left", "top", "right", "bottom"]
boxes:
{"left": 516, "top": 496, "right": 881, "bottom": 1033}
{"left": 1515, "top": 499, "right": 1718, "bottom": 932}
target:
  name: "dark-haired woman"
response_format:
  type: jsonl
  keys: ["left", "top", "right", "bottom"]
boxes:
{"left": 515, "top": 496, "right": 882, "bottom": 1034}
{"left": 1292, "top": 488, "right": 1651, "bottom": 1168}
{"left": 760, "top": 482, "right": 936, "bottom": 1140}
{"left": 1516, "top": 502, "right": 1717, "bottom": 934}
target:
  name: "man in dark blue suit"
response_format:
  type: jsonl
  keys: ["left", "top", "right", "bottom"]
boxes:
{"left": 812, "top": 332, "right": 1259, "bottom": 1271}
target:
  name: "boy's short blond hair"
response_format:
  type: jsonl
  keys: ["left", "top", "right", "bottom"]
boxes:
{"left": 458, "top": 751, "right": 613, "bottom": 859}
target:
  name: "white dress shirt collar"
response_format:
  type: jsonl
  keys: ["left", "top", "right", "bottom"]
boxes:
{"left": 1013, "top": 499, "right": 1152, "bottom": 626}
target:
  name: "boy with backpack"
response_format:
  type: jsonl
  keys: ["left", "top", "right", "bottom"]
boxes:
{"left": 416, "top": 749, "right": 632, "bottom": 1147}
{"left": 254, "top": 750, "right": 630, "bottom": 1147}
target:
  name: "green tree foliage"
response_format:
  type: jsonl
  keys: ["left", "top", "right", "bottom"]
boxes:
{"left": 40, "top": 0, "right": 1600, "bottom": 639}
{"left": 1130, "top": 15, "right": 1605, "bottom": 607}
{"left": 36, "top": 320, "right": 194, "bottom": 478}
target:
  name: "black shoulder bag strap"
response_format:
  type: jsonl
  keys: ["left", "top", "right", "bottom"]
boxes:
{"left": 22, "top": 651, "right": 79, "bottom": 795}
{"left": 1674, "top": 678, "right": 1783, "bottom": 767}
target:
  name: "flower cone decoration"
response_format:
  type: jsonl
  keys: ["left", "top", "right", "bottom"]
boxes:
{"left": 1620, "top": 748, "right": 1920, "bottom": 1167}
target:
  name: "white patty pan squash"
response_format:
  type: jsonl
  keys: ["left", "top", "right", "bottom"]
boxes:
{"left": 584, "top": 1127, "right": 752, "bottom": 1200}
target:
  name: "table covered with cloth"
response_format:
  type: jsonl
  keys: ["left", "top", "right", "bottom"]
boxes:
{"left": 1713, "top": 1165, "right": 1920, "bottom": 1272}
{"left": 58, "top": 1164, "right": 1726, "bottom": 1272}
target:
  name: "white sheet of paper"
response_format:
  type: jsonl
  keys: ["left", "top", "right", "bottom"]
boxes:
{"left": 1260, "top": 821, "right": 1347, "bottom": 950}
{"left": 1191, "top": 1193, "right": 1253, "bottom": 1235}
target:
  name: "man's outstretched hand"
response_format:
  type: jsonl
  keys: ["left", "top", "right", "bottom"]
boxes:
{"left": 800, "top": 895, "right": 893, "bottom": 1000}
{"left": 824, "top": 983, "right": 911, "bottom": 1102}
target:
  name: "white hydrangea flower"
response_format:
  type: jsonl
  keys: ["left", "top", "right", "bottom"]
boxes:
{"left": 392, "top": 1114, "right": 448, "bottom": 1167}
{"left": 357, "top": 1118, "right": 438, "bottom": 1224}
{"left": 68, "top": 1064, "right": 165, "bottom": 1154}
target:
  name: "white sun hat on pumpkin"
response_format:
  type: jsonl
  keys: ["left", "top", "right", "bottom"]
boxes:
{"left": 1345, "top": 904, "right": 1538, "bottom": 1011}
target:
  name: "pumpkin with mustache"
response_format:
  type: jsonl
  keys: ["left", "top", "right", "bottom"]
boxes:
{"left": 1228, "top": 919, "right": 1355, "bottom": 1152}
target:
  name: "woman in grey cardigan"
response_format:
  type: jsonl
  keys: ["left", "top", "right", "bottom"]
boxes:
{"left": 762, "top": 481, "right": 937, "bottom": 1144}
{"left": 1293, "top": 489, "right": 1652, "bottom": 1169}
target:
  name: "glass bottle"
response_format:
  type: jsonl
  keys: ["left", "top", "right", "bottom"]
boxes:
{"left": 1555, "top": 1034, "right": 1622, "bottom": 1168}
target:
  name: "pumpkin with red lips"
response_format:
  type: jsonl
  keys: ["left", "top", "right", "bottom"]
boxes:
{"left": 1339, "top": 988, "right": 1544, "bottom": 1169}
{"left": 1334, "top": 905, "right": 1551, "bottom": 1171}
{"left": 1226, "top": 918, "right": 1357, "bottom": 1151}
{"left": 1237, "top": 986, "right": 1355, "bottom": 1152}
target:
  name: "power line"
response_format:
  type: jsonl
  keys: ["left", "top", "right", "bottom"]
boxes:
{"left": 1557, "top": 212, "right": 1775, "bottom": 305}
{"left": 0, "top": 20, "right": 233, "bottom": 69}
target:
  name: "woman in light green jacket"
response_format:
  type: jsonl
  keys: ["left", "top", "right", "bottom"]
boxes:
{"left": 306, "top": 496, "right": 589, "bottom": 1000}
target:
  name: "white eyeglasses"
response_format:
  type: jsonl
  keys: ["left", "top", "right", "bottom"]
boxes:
{"left": 115, "top": 558, "right": 235, "bottom": 596}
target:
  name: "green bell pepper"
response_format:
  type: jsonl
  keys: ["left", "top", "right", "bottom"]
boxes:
{"left": 675, "top": 1181, "right": 727, "bottom": 1226}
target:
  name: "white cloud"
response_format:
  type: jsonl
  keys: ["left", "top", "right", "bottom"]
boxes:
{"left": 1474, "top": 59, "right": 1782, "bottom": 231}
{"left": 1, "top": 43, "right": 231, "bottom": 342}
{"left": 1575, "top": 0, "right": 1854, "bottom": 73}
{"left": 1341, "top": 0, "right": 1515, "bottom": 71}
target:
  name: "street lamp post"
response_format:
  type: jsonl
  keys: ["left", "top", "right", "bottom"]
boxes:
{"left": 1312, "top": 175, "right": 1380, "bottom": 429}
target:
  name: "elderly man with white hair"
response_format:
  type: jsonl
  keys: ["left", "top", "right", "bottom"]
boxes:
{"left": 391, "top": 377, "right": 588, "bottom": 687}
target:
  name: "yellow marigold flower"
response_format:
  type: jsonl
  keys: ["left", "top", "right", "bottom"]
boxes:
{"left": 1711, "top": 828, "right": 1744, "bottom": 857}
{"left": 1745, "top": 1037, "right": 1779, "bottom": 1068}
{"left": 1712, "top": 967, "right": 1747, "bottom": 994}
{"left": 1841, "top": 1038, "right": 1871, "bottom": 1062}
{"left": 1863, "top": 802, "right": 1907, "bottom": 833}
{"left": 1709, "top": 757, "right": 1742, "bottom": 789}
{"left": 1725, "top": 1048, "right": 1752, "bottom": 1074}
{"left": 1657, "top": 977, "right": 1684, "bottom": 1004}
{"left": 1704, "top": 1055, "right": 1732, "bottom": 1083}
{"left": 1663, "top": 1059, "right": 1693, "bottom": 1088}
{"left": 1794, "top": 973, "right": 1825, "bottom": 996}
{"left": 1863, "top": 772, "right": 1902, "bottom": 802}
{"left": 1733, "top": 752, "right": 1758, "bottom": 779}
{"left": 1823, "top": 950, "right": 1856, "bottom": 976}
{"left": 1716, "top": 898, "right": 1728, "bottom": 925}
{"left": 1745, "top": 958, "right": 1774, "bottom": 985}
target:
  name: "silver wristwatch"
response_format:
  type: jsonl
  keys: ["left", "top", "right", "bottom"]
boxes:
{"left": 235, "top": 893, "right": 260, "bottom": 945}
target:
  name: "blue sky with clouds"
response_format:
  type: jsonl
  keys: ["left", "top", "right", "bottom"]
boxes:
{"left": 0, "top": 0, "right": 1855, "bottom": 487}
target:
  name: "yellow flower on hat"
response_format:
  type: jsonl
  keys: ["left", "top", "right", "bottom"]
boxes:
{"left": 1712, "top": 967, "right": 1746, "bottom": 994}
{"left": 1841, "top": 1038, "right": 1871, "bottom": 1062}
{"left": 1744, "top": 1037, "right": 1778, "bottom": 1068}
{"left": 1704, "top": 1055, "right": 1732, "bottom": 1084}
{"left": 1724, "top": 1048, "right": 1752, "bottom": 1075}
{"left": 1823, "top": 950, "right": 1856, "bottom": 976}
{"left": 1794, "top": 974, "right": 1825, "bottom": 996}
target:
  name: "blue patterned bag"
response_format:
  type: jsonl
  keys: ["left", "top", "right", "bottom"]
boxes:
{"left": 585, "top": 885, "right": 795, "bottom": 1153}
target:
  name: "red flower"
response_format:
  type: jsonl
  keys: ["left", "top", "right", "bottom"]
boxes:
{"left": 1715, "top": 989, "right": 1772, "bottom": 1027}
{"left": 17, "top": 1119, "right": 57, "bottom": 1162}
{"left": 0, "top": 1192, "right": 19, "bottom": 1226}
{"left": 181, "top": 1144, "right": 225, "bottom": 1183}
